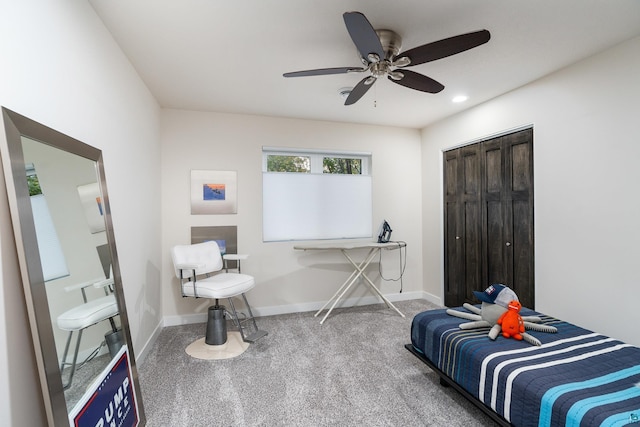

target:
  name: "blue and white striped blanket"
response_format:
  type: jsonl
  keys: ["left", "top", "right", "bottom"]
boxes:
{"left": 410, "top": 307, "right": 640, "bottom": 427}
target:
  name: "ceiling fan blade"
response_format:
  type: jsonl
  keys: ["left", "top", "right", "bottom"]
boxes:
{"left": 344, "top": 76, "right": 376, "bottom": 105}
{"left": 283, "top": 67, "right": 363, "bottom": 78}
{"left": 343, "top": 12, "right": 385, "bottom": 62}
{"left": 396, "top": 29, "right": 490, "bottom": 67}
{"left": 389, "top": 69, "right": 444, "bottom": 93}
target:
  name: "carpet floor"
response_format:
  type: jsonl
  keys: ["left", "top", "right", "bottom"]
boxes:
{"left": 138, "top": 299, "right": 499, "bottom": 426}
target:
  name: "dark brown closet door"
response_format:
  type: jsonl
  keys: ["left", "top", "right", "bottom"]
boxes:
{"left": 443, "top": 144, "right": 481, "bottom": 307}
{"left": 444, "top": 128, "right": 534, "bottom": 308}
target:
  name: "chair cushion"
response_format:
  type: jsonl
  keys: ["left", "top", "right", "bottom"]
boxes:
{"left": 181, "top": 273, "right": 255, "bottom": 299}
{"left": 57, "top": 295, "right": 118, "bottom": 331}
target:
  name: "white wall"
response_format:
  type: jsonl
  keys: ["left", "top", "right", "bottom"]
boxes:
{"left": 421, "top": 35, "right": 640, "bottom": 346}
{"left": 161, "top": 110, "right": 424, "bottom": 322}
{"left": 0, "top": 1, "right": 162, "bottom": 425}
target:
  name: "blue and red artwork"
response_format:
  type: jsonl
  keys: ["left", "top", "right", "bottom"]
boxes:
{"left": 203, "top": 183, "right": 226, "bottom": 201}
{"left": 96, "top": 196, "right": 104, "bottom": 216}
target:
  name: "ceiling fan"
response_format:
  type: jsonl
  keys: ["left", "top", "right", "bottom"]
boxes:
{"left": 283, "top": 11, "right": 490, "bottom": 106}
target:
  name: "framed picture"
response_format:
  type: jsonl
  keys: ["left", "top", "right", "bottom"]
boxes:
{"left": 77, "top": 182, "right": 106, "bottom": 233}
{"left": 190, "top": 170, "right": 237, "bottom": 214}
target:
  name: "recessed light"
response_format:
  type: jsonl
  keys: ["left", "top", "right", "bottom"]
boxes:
{"left": 452, "top": 95, "right": 468, "bottom": 103}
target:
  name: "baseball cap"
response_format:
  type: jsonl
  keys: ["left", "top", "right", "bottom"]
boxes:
{"left": 473, "top": 284, "right": 519, "bottom": 308}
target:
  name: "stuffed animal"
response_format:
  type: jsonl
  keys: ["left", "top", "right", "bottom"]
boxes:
{"left": 446, "top": 284, "right": 558, "bottom": 346}
{"left": 497, "top": 300, "right": 525, "bottom": 340}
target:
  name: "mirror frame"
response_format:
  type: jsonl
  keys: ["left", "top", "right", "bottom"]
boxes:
{"left": 0, "top": 107, "right": 145, "bottom": 426}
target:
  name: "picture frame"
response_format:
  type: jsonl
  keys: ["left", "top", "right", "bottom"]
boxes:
{"left": 77, "top": 182, "right": 106, "bottom": 233}
{"left": 190, "top": 170, "right": 237, "bottom": 214}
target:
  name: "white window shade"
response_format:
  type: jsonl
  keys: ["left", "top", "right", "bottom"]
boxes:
{"left": 263, "top": 173, "right": 372, "bottom": 242}
{"left": 30, "top": 194, "right": 69, "bottom": 281}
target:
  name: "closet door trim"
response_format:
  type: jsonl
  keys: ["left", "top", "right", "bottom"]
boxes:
{"left": 443, "top": 123, "right": 534, "bottom": 151}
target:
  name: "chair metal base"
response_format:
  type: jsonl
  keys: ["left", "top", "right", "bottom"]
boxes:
{"left": 105, "top": 328, "right": 124, "bottom": 357}
{"left": 60, "top": 325, "right": 116, "bottom": 390}
{"left": 60, "top": 329, "right": 83, "bottom": 390}
{"left": 183, "top": 293, "right": 267, "bottom": 361}
{"left": 205, "top": 305, "right": 227, "bottom": 345}
{"left": 226, "top": 294, "right": 268, "bottom": 343}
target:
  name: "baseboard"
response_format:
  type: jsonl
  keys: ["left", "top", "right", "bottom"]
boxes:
{"left": 134, "top": 318, "right": 163, "bottom": 365}
{"left": 63, "top": 320, "right": 164, "bottom": 369}
{"left": 421, "top": 290, "right": 442, "bottom": 307}
{"left": 163, "top": 312, "right": 209, "bottom": 327}
{"left": 162, "top": 291, "right": 439, "bottom": 327}
{"left": 58, "top": 342, "right": 111, "bottom": 367}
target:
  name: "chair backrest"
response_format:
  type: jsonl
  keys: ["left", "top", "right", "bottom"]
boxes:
{"left": 171, "top": 241, "right": 224, "bottom": 279}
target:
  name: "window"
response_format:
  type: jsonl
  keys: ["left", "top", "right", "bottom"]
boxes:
{"left": 265, "top": 150, "right": 369, "bottom": 175}
{"left": 266, "top": 154, "right": 310, "bottom": 173}
{"left": 322, "top": 157, "right": 361, "bottom": 174}
{"left": 262, "top": 148, "right": 372, "bottom": 241}
{"left": 26, "top": 164, "right": 69, "bottom": 281}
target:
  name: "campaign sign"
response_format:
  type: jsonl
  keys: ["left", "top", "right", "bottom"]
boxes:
{"left": 69, "top": 345, "right": 139, "bottom": 427}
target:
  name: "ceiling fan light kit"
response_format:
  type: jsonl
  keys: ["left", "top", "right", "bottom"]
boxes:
{"left": 338, "top": 87, "right": 352, "bottom": 99}
{"left": 283, "top": 11, "right": 491, "bottom": 106}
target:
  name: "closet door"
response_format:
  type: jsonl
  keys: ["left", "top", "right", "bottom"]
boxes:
{"left": 482, "top": 128, "right": 534, "bottom": 307}
{"left": 443, "top": 144, "right": 481, "bottom": 307}
{"left": 444, "top": 128, "right": 534, "bottom": 308}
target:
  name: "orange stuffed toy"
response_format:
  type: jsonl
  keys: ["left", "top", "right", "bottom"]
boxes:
{"left": 497, "top": 300, "right": 525, "bottom": 340}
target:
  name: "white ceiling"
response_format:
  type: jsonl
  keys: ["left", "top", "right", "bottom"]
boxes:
{"left": 89, "top": 1, "right": 640, "bottom": 129}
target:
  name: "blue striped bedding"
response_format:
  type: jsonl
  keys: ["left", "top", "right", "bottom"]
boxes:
{"left": 410, "top": 307, "right": 640, "bottom": 427}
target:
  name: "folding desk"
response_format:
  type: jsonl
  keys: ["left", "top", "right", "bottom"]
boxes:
{"left": 293, "top": 241, "right": 406, "bottom": 324}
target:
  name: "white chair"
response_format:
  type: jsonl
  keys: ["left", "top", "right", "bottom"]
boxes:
{"left": 171, "top": 241, "right": 267, "bottom": 345}
{"left": 56, "top": 275, "right": 119, "bottom": 389}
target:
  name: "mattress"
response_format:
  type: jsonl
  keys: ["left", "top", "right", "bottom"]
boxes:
{"left": 409, "top": 307, "right": 640, "bottom": 427}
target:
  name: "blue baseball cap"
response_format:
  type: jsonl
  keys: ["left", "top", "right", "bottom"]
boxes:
{"left": 473, "top": 284, "right": 518, "bottom": 308}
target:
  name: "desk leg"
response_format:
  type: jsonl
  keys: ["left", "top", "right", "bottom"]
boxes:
{"left": 315, "top": 248, "right": 378, "bottom": 324}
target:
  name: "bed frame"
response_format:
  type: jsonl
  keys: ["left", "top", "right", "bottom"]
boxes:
{"left": 404, "top": 343, "right": 511, "bottom": 426}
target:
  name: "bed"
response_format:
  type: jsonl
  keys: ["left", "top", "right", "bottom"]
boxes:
{"left": 405, "top": 306, "right": 640, "bottom": 427}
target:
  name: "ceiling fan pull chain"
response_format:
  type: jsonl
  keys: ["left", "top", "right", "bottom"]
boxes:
{"left": 374, "top": 82, "right": 377, "bottom": 108}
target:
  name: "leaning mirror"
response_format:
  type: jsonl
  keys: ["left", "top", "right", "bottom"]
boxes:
{"left": 0, "top": 108, "right": 145, "bottom": 426}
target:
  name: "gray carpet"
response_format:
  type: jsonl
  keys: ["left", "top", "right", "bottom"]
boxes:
{"left": 138, "top": 299, "right": 499, "bottom": 426}
{"left": 64, "top": 348, "right": 111, "bottom": 412}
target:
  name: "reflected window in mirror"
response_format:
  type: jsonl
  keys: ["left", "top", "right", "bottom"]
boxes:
{"left": 26, "top": 163, "right": 70, "bottom": 281}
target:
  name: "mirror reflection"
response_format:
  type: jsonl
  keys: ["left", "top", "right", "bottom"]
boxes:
{"left": 22, "top": 136, "right": 123, "bottom": 411}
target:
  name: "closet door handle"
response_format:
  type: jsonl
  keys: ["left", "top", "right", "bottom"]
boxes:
{"left": 505, "top": 242, "right": 511, "bottom": 247}
{"left": 456, "top": 236, "right": 461, "bottom": 240}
